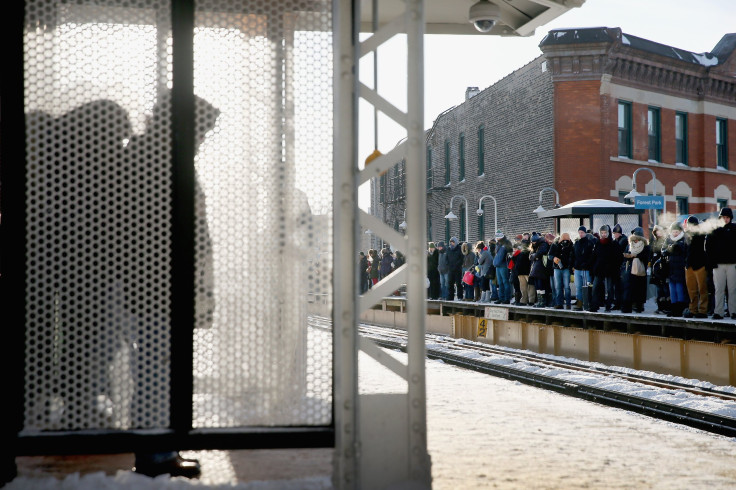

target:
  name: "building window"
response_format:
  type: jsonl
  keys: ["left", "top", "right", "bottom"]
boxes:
{"left": 426, "top": 146, "right": 433, "bottom": 191}
{"left": 618, "top": 190, "right": 632, "bottom": 205}
{"left": 427, "top": 211, "right": 433, "bottom": 242}
{"left": 459, "top": 132, "right": 465, "bottom": 181}
{"left": 675, "top": 112, "right": 688, "bottom": 165}
{"left": 648, "top": 107, "right": 661, "bottom": 162}
{"left": 394, "top": 219, "right": 399, "bottom": 231}
{"left": 477, "top": 125, "right": 485, "bottom": 176}
{"left": 618, "top": 101, "right": 632, "bottom": 158}
{"left": 459, "top": 204, "right": 466, "bottom": 241}
{"left": 444, "top": 140, "right": 451, "bottom": 185}
{"left": 478, "top": 203, "right": 485, "bottom": 241}
{"left": 717, "top": 198, "right": 728, "bottom": 211}
{"left": 676, "top": 196, "right": 689, "bottom": 217}
{"left": 444, "top": 207, "right": 450, "bottom": 243}
{"left": 379, "top": 173, "right": 386, "bottom": 204}
{"left": 717, "top": 118, "right": 728, "bottom": 169}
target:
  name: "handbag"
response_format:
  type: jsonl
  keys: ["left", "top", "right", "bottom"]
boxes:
{"left": 462, "top": 270, "right": 475, "bottom": 286}
{"left": 631, "top": 257, "right": 646, "bottom": 277}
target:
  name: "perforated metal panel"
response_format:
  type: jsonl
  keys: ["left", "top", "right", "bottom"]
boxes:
{"left": 22, "top": 0, "right": 333, "bottom": 433}
{"left": 192, "top": 0, "right": 333, "bottom": 427}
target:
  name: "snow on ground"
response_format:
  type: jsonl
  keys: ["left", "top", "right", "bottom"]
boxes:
{"left": 9, "top": 317, "right": 736, "bottom": 489}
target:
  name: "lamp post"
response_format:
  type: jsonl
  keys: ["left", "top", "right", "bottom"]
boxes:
{"left": 399, "top": 209, "right": 407, "bottom": 231}
{"left": 477, "top": 195, "right": 497, "bottom": 240}
{"left": 533, "top": 187, "right": 561, "bottom": 215}
{"left": 624, "top": 167, "right": 658, "bottom": 226}
{"left": 444, "top": 195, "right": 469, "bottom": 243}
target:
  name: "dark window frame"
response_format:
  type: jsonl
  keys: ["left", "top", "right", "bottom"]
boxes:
{"left": 459, "top": 132, "right": 465, "bottom": 181}
{"left": 426, "top": 146, "right": 432, "bottom": 191}
{"left": 675, "top": 112, "right": 688, "bottom": 165}
{"left": 477, "top": 124, "right": 485, "bottom": 176}
{"left": 717, "top": 118, "right": 728, "bottom": 170}
{"left": 618, "top": 100, "right": 632, "bottom": 158}
{"left": 444, "top": 140, "right": 450, "bottom": 185}
{"left": 648, "top": 106, "right": 661, "bottom": 162}
{"left": 676, "top": 196, "right": 689, "bottom": 216}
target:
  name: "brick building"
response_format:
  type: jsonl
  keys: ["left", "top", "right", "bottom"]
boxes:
{"left": 370, "top": 27, "right": 736, "bottom": 246}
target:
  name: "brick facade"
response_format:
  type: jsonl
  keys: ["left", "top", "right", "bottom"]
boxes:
{"left": 371, "top": 27, "right": 736, "bottom": 248}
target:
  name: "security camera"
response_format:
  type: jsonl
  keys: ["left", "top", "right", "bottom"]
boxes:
{"left": 476, "top": 208, "right": 484, "bottom": 217}
{"left": 469, "top": 0, "right": 501, "bottom": 33}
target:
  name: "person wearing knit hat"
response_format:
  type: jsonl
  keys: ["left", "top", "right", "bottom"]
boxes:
{"left": 705, "top": 207, "right": 736, "bottom": 319}
{"left": 662, "top": 220, "right": 687, "bottom": 317}
{"left": 611, "top": 224, "right": 628, "bottom": 311}
{"left": 573, "top": 224, "right": 595, "bottom": 311}
{"left": 683, "top": 217, "right": 708, "bottom": 318}
{"left": 590, "top": 224, "right": 623, "bottom": 312}
{"left": 622, "top": 228, "right": 650, "bottom": 313}
{"left": 427, "top": 242, "right": 440, "bottom": 300}
{"left": 548, "top": 231, "right": 574, "bottom": 309}
{"left": 495, "top": 230, "right": 505, "bottom": 240}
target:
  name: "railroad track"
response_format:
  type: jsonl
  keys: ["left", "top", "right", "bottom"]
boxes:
{"left": 358, "top": 323, "right": 736, "bottom": 438}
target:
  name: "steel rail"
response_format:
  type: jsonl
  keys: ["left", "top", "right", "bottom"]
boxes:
{"left": 358, "top": 324, "right": 736, "bottom": 438}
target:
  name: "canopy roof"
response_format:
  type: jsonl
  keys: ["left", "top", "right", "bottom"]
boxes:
{"left": 537, "top": 199, "right": 643, "bottom": 218}
{"left": 360, "top": 0, "right": 585, "bottom": 37}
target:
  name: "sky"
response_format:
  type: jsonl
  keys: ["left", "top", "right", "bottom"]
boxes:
{"left": 358, "top": 0, "right": 736, "bottom": 210}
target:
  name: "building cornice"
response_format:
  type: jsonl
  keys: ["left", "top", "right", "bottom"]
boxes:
{"left": 541, "top": 34, "right": 736, "bottom": 106}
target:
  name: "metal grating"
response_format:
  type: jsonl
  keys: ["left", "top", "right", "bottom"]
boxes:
{"left": 22, "top": 0, "right": 333, "bottom": 434}
{"left": 192, "top": 0, "right": 333, "bottom": 427}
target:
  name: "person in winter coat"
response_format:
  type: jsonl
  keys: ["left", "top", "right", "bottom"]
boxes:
{"left": 493, "top": 232, "right": 513, "bottom": 304}
{"left": 359, "top": 252, "right": 369, "bottom": 294}
{"left": 461, "top": 242, "right": 476, "bottom": 301}
{"left": 437, "top": 241, "right": 450, "bottom": 299}
{"left": 368, "top": 249, "right": 380, "bottom": 286}
{"left": 621, "top": 227, "right": 650, "bottom": 313}
{"left": 649, "top": 225, "right": 670, "bottom": 315}
{"left": 379, "top": 247, "right": 394, "bottom": 280}
{"left": 663, "top": 221, "right": 688, "bottom": 317}
{"left": 683, "top": 216, "right": 708, "bottom": 318}
{"left": 548, "top": 233, "right": 574, "bottom": 309}
{"left": 514, "top": 239, "right": 535, "bottom": 305}
{"left": 590, "top": 224, "right": 623, "bottom": 312}
{"left": 612, "top": 223, "right": 629, "bottom": 310}
{"left": 475, "top": 241, "right": 494, "bottom": 303}
{"left": 704, "top": 207, "right": 736, "bottom": 319}
{"left": 572, "top": 226, "right": 595, "bottom": 311}
{"left": 529, "top": 234, "right": 551, "bottom": 307}
{"left": 446, "top": 237, "right": 464, "bottom": 301}
{"left": 427, "top": 242, "right": 441, "bottom": 300}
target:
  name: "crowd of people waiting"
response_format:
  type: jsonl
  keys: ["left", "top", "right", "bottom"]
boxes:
{"left": 359, "top": 207, "right": 736, "bottom": 320}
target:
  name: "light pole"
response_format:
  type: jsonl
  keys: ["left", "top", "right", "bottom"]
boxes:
{"left": 477, "top": 195, "right": 497, "bottom": 240}
{"left": 624, "top": 167, "right": 658, "bottom": 226}
{"left": 533, "top": 187, "right": 561, "bottom": 215}
{"left": 444, "top": 195, "right": 469, "bottom": 243}
{"left": 399, "top": 209, "right": 407, "bottom": 231}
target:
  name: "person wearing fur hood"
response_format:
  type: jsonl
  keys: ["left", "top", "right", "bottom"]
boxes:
{"left": 662, "top": 221, "right": 688, "bottom": 317}
{"left": 460, "top": 242, "right": 476, "bottom": 301}
{"left": 622, "top": 227, "right": 650, "bottom": 313}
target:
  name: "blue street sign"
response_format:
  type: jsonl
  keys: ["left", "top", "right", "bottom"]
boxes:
{"left": 634, "top": 195, "right": 664, "bottom": 209}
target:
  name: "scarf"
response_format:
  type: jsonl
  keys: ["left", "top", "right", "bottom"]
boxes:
{"left": 628, "top": 239, "right": 645, "bottom": 257}
{"left": 669, "top": 231, "right": 684, "bottom": 242}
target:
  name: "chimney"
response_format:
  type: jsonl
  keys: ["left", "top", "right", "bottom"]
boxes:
{"left": 465, "top": 86, "right": 480, "bottom": 100}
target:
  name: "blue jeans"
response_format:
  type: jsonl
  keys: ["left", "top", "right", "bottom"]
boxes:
{"left": 440, "top": 273, "right": 450, "bottom": 299}
{"left": 554, "top": 268, "right": 571, "bottom": 307}
{"left": 669, "top": 280, "right": 687, "bottom": 304}
{"left": 574, "top": 269, "right": 590, "bottom": 302}
{"left": 496, "top": 266, "right": 511, "bottom": 302}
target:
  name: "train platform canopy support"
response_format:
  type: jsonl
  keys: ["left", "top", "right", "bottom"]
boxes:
{"left": 335, "top": 1, "right": 586, "bottom": 488}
